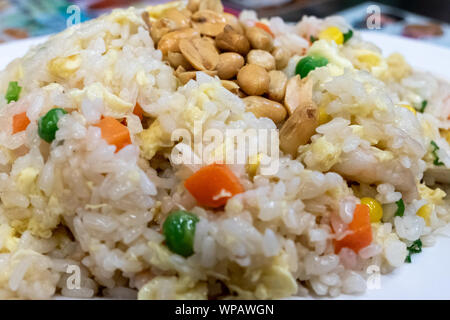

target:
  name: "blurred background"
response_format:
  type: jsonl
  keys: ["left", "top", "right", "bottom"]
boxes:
{"left": 0, "top": 0, "right": 448, "bottom": 46}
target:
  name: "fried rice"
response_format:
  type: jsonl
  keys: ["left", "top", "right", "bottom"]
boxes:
{"left": 0, "top": 0, "right": 449, "bottom": 299}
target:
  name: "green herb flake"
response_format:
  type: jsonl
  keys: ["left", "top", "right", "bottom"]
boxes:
{"left": 394, "top": 199, "right": 405, "bottom": 217}
{"left": 310, "top": 35, "right": 317, "bottom": 43}
{"left": 343, "top": 29, "right": 353, "bottom": 43}
{"left": 405, "top": 239, "right": 422, "bottom": 263}
{"left": 5, "top": 81, "right": 22, "bottom": 104}
{"left": 418, "top": 100, "right": 427, "bottom": 113}
{"left": 431, "top": 140, "right": 444, "bottom": 166}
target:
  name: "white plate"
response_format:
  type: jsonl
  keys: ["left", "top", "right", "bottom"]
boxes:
{"left": 0, "top": 31, "right": 449, "bottom": 300}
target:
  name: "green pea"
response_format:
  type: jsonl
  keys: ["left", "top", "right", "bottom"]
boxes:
{"left": 163, "top": 210, "right": 199, "bottom": 257}
{"left": 38, "top": 108, "right": 67, "bottom": 143}
{"left": 295, "top": 56, "right": 329, "bottom": 79}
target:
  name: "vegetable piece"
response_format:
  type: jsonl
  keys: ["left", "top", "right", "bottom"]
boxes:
{"left": 394, "top": 199, "right": 405, "bottom": 217}
{"left": 318, "top": 26, "right": 344, "bottom": 45}
{"left": 430, "top": 140, "right": 444, "bottom": 166}
{"left": 38, "top": 108, "right": 67, "bottom": 143}
{"left": 334, "top": 203, "right": 373, "bottom": 254}
{"left": 343, "top": 29, "right": 353, "bottom": 43}
{"left": 163, "top": 210, "right": 199, "bottom": 257}
{"left": 12, "top": 112, "right": 30, "bottom": 134}
{"left": 405, "top": 239, "right": 422, "bottom": 263}
{"left": 318, "top": 106, "right": 331, "bottom": 125}
{"left": 418, "top": 100, "right": 427, "bottom": 113}
{"left": 295, "top": 56, "right": 328, "bottom": 79}
{"left": 360, "top": 197, "right": 383, "bottom": 223}
{"left": 254, "top": 22, "right": 274, "bottom": 37}
{"left": 133, "top": 103, "right": 144, "bottom": 121}
{"left": 5, "top": 81, "right": 22, "bottom": 104}
{"left": 184, "top": 163, "right": 244, "bottom": 208}
{"left": 417, "top": 203, "right": 432, "bottom": 226}
{"left": 309, "top": 35, "right": 317, "bottom": 43}
{"left": 94, "top": 116, "right": 131, "bottom": 152}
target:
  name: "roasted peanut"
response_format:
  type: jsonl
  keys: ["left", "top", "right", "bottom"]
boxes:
{"left": 177, "top": 69, "right": 218, "bottom": 85}
{"left": 243, "top": 96, "right": 287, "bottom": 124}
{"left": 268, "top": 70, "right": 287, "bottom": 102}
{"left": 272, "top": 46, "right": 290, "bottom": 70}
{"left": 191, "top": 10, "right": 227, "bottom": 37}
{"left": 237, "top": 64, "right": 270, "bottom": 96}
{"left": 279, "top": 101, "right": 318, "bottom": 156}
{"left": 167, "top": 51, "right": 192, "bottom": 70}
{"left": 246, "top": 26, "right": 273, "bottom": 51}
{"left": 221, "top": 80, "right": 240, "bottom": 94}
{"left": 162, "top": 8, "right": 190, "bottom": 28}
{"left": 187, "top": 0, "right": 200, "bottom": 13}
{"left": 284, "top": 75, "right": 313, "bottom": 115}
{"left": 198, "top": 0, "right": 224, "bottom": 13}
{"left": 149, "top": 8, "right": 191, "bottom": 44}
{"left": 216, "top": 52, "right": 244, "bottom": 80}
{"left": 223, "top": 12, "right": 244, "bottom": 34}
{"left": 179, "top": 37, "right": 219, "bottom": 71}
{"left": 158, "top": 28, "right": 199, "bottom": 56}
{"left": 215, "top": 25, "right": 250, "bottom": 56}
{"left": 246, "top": 50, "right": 275, "bottom": 71}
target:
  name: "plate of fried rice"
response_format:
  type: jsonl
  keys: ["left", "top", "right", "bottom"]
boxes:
{"left": 0, "top": 0, "right": 449, "bottom": 300}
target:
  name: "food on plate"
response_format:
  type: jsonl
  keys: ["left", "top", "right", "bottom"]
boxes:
{"left": 0, "top": 0, "right": 449, "bottom": 300}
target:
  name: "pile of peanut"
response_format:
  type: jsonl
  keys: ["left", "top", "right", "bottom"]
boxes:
{"left": 144, "top": 0, "right": 318, "bottom": 157}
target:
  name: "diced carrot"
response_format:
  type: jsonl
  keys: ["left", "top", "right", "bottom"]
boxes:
{"left": 184, "top": 163, "right": 244, "bottom": 208}
{"left": 12, "top": 112, "right": 30, "bottom": 134}
{"left": 133, "top": 103, "right": 144, "bottom": 121}
{"left": 255, "top": 22, "right": 274, "bottom": 37}
{"left": 94, "top": 116, "right": 131, "bottom": 152}
{"left": 333, "top": 204, "right": 373, "bottom": 254}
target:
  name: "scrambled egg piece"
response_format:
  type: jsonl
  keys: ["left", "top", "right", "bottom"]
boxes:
{"left": 16, "top": 167, "right": 39, "bottom": 194}
{"left": 138, "top": 120, "right": 173, "bottom": 160}
{"left": 386, "top": 53, "right": 412, "bottom": 81}
{"left": 302, "top": 136, "right": 341, "bottom": 172}
{"left": 138, "top": 275, "right": 207, "bottom": 300}
{"left": 226, "top": 253, "right": 297, "bottom": 299}
{"left": 48, "top": 54, "right": 81, "bottom": 79}
{"left": 352, "top": 49, "right": 388, "bottom": 78}
{"left": 308, "top": 40, "right": 353, "bottom": 76}
{"left": 418, "top": 183, "right": 446, "bottom": 205}
{"left": 70, "top": 83, "right": 134, "bottom": 115}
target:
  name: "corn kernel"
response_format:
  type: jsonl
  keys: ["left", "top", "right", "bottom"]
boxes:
{"left": 318, "top": 26, "right": 344, "bottom": 45}
{"left": 398, "top": 104, "right": 416, "bottom": 115}
{"left": 318, "top": 107, "right": 332, "bottom": 125}
{"left": 417, "top": 203, "right": 433, "bottom": 226}
{"left": 360, "top": 197, "right": 383, "bottom": 222}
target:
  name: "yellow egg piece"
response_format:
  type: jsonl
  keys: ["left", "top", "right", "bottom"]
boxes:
{"left": 247, "top": 153, "right": 263, "bottom": 177}
{"left": 398, "top": 104, "right": 416, "bottom": 115}
{"left": 318, "top": 106, "right": 332, "bottom": 125}
{"left": 361, "top": 197, "right": 383, "bottom": 222}
{"left": 417, "top": 203, "right": 433, "bottom": 226}
{"left": 318, "top": 26, "right": 344, "bottom": 45}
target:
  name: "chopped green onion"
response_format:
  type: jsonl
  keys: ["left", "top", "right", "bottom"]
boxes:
{"left": 418, "top": 100, "right": 427, "bottom": 113}
{"left": 310, "top": 35, "right": 317, "bottom": 43}
{"left": 405, "top": 239, "right": 422, "bottom": 263}
{"left": 343, "top": 29, "right": 353, "bottom": 43}
{"left": 431, "top": 140, "right": 444, "bottom": 166}
{"left": 5, "top": 81, "right": 22, "bottom": 104}
{"left": 394, "top": 199, "right": 405, "bottom": 217}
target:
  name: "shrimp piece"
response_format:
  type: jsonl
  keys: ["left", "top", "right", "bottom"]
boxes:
{"left": 332, "top": 146, "right": 418, "bottom": 202}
